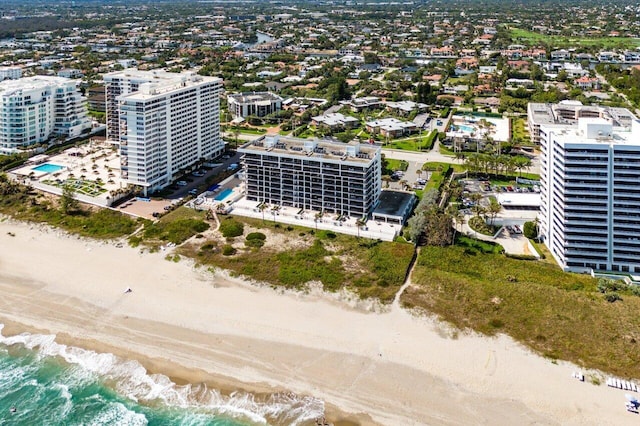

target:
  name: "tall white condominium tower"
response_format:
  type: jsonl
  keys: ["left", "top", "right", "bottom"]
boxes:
{"left": 0, "top": 76, "right": 91, "bottom": 155}
{"left": 239, "top": 136, "right": 381, "bottom": 218}
{"left": 540, "top": 111, "right": 640, "bottom": 274}
{"left": 104, "top": 70, "right": 223, "bottom": 193}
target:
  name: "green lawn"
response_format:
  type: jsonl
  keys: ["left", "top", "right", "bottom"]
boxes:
{"left": 510, "top": 27, "right": 640, "bottom": 49}
{"left": 383, "top": 158, "right": 409, "bottom": 174}
{"left": 422, "top": 161, "right": 466, "bottom": 173}
{"left": 404, "top": 245, "right": 640, "bottom": 377}
{"left": 511, "top": 118, "right": 531, "bottom": 145}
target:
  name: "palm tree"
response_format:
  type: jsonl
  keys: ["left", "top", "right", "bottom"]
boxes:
{"left": 381, "top": 175, "right": 392, "bottom": 188}
{"left": 258, "top": 202, "right": 268, "bottom": 223}
{"left": 356, "top": 218, "right": 366, "bottom": 238}
{"left": 446, "top": 204, "right": 464, "bottom": 244}
{"left": 314, "top": 211, "right": 323, "bottom": 231}
{"left": 487, "top": 198, "right": 502, "bottom": 225}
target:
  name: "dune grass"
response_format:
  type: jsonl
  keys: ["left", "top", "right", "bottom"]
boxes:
{"left": 137, "top": 207, "right": 209, "bottom": 245}
{"left": 180, "top": 218, "right": 415, "bottom": 303}
{"left": 403, "top": 245, "right": 640, "bottom": 377}
{"left": 0, "top": 182, "right": 138, "bottom": 239}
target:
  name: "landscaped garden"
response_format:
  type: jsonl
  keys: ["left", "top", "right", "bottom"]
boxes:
{"left": 42, "top": 178, "right": 108, "bottom": 197}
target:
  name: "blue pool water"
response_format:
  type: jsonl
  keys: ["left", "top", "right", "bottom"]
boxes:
{"left": 456, "top": 125, "right": 475, "bottom": 133}
{"left": 32, "top": 163, "right": 65, "bottom": 173}
{"left": 214, "top": 188, "right": 233, "bottom": 201}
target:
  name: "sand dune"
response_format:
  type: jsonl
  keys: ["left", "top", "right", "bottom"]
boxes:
{"left": 0, "top": 219, "right": 635, "bottom": 425}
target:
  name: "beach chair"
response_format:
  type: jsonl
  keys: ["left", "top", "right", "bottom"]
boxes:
{"left": 607, "top": 378, "right": 613, "bottom": 387}
{"left": 632, "top": 383, "right": 638, "bottom": 392}
{"left": 617, "top": 379, "right": 623, "bottom": 389}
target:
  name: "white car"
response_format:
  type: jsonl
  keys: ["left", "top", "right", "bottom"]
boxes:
{"left": 176, "top": 181, "right": 187, "bottom": 186}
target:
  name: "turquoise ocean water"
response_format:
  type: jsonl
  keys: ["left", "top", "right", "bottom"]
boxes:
{"left": 0, "top": 325, "right": 323, "bottom": 426}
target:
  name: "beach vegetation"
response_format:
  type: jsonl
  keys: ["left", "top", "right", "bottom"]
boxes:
{"left": 179, "top": 217, "right": 415, "bottom": 303}
{"left": 222, "top": 244, "right": 236, "bottom": 256}
{"left": 404, "top": 244, "right": 640, "bottom": 378}
{"left": 59, "top": 184, "right": 80, "bottom": 215}
{"left": 245, "top": 232, "right": 266, "bottom": 248}
{"left": 0, "top": 177, "right": 138, "bottom": 238}
{"left": 142, "top": 218, "right": 209, "bottom": 245}
{"left": 219, "top": 218, "right": 244, "bottom": 238}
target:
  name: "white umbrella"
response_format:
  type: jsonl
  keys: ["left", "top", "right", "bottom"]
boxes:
{"left": 625, "top": 394, "right": 638, "bottom": 404}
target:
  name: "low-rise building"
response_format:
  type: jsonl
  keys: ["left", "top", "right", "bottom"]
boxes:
{"left": 227, "top": 92, "right": 283, "bottom": 119}
{"left": 365, "top": 117, "right": 417, "bottom": 138}
{"left": 311, "top": 113, "right": 360, "bottom": 130}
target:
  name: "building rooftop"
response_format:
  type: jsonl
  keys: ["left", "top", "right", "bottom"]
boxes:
{"left": 373, "top": 190, "right": 416, "bottom": 218}
{"left": 529, "top": 101, "right": 637, "bottom": 129}
{"left": 239, "top": 135, "right": 379, "bottom": 164}
{"left": 550, "top": 117, "right": 640, "bottom": 146}
{"left": 228, "top": 92, "right": 282, "bottom": 104}
{"left": 117, "top": 72, "right": 221, "bottom": 101}
{"left": 0, "top": 76, "right": 75, "bottom": 96}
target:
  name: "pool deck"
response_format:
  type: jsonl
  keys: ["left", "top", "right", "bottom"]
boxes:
{"left": 11, "top": 142, "right": 126, "bottom": 204}
{"left": 449, "top": 116, "right": 510, "bottom": 141}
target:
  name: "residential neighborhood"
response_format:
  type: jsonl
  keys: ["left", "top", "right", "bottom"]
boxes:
{"left": 2, "top": 1, "right": 640, "bottom": 424}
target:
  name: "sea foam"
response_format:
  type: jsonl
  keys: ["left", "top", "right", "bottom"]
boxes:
{"left": 0, "top": 324, "right": 324, "bottom": 425}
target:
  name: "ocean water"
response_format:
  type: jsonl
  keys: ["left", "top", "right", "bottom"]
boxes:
{"left": 0, "top": 325, "right": 324, "bottom": 426}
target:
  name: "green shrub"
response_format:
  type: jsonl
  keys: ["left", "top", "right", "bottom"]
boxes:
{"left": 220, "top": 218, "right": 244, "bottom": 238}
{"left": 245, "top": 232, "right": 266, "bottom": 248}
{"left": 128, "top": 235, "right": 142, "bottom": 247}
{"left": 222, "top": 244, "right": 237, "bottom": 256}
{"left": 604, "top": 292, "right": 622, "bottom": 303}
{"left": 523, "top": 221, "right": 538, "bottom": 239}
{"left": 143, "top": 218, "right": 209, "bottom": 244}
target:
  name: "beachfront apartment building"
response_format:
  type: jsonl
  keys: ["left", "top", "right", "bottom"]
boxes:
{"left": 104, "top": 69, "right": 177, "bottom": 141}
{"left": 0, "top": 66, "right": 22, "bottom": 81}
{"left": 104, "top": 69, "right": 223, "bottom": 193}
{"left": 227, "top": 92, "right": 282, "bottom": 119}
{"left": 527, "top": 101, "right": 637, "bottom": 145}
{"left": 238, "top": 135, "right": 381, "bottom": 218}
{"left": 0, "top": 76, "right": 91, "bottom": 155}
{"left": 539, "top": 113, "right": 640, "bottom": 274}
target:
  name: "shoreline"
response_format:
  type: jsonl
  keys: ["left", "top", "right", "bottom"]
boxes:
{"left": 0, "top": 218, "right": 636, "bottom": 425}
{"left": 0, "top": 318, "right": 365, "bottom": 426}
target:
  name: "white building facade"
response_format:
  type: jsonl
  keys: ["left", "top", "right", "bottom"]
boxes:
{"left": 111, "top": 71, "right": 223, "bottom": 193}
{"left": 0, "top": 76, "right": 91, "bottom": 155}
{"left": 0, "top": 66, "right": 22, "bottom": 81}
{"left": 540, "top": 116, "right": 640, "bottom": 274}
{"left": 239, "top": 136, "right": 381, "bottom": 218}
{"left": 227, "top": 92, "right": 282, "bottom": 119}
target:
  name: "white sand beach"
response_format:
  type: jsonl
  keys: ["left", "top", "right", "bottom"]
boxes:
{"left": 0, "top": 219, "right": 636, "bottom": 425}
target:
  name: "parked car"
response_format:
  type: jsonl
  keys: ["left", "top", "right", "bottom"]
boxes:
{"left": 227, "top": 163, "right": 239, "bottom": 171}
{"left": 177, "top": 180, "right": 187, "bottom": 186}
{"left": 188, "top": 188, "right": 198, "bottom": 195}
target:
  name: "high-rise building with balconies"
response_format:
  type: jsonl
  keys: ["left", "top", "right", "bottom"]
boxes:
{"left": 540, "top": 112, "right": 640, "bottom": 274}
{"left": 0, "top": 76, "right": 90, "bottom": 155}
{"left": 104, "top": 70, "right": 223, "bottom": 194}
{"left": 238, "top": 135, "right": 381, "bottom": 218}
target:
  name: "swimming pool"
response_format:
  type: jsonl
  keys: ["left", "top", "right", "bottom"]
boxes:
{"left": 214, "top": 188, "right": 233, "bottom": 201}
{"left": 32, "top": 163, "right": 66, "bottom": 173}
{"left": 456, "top": 124, "right": 475, "bottom": 133}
